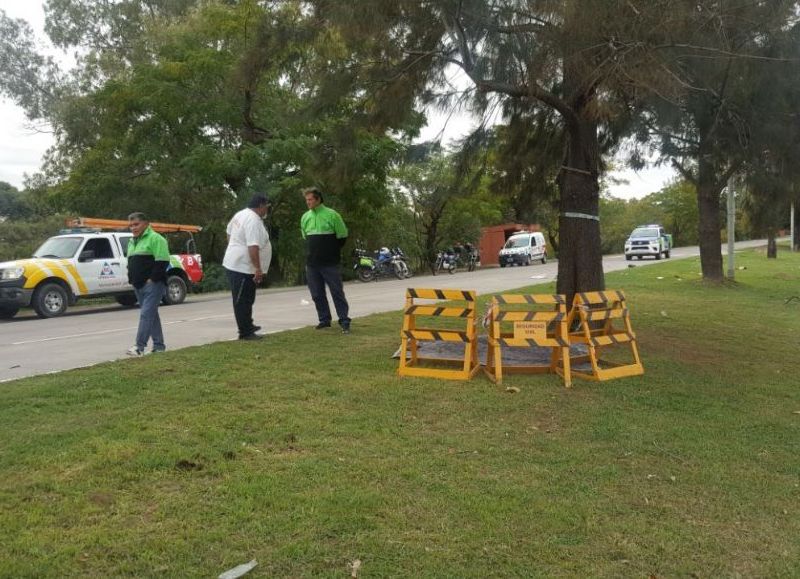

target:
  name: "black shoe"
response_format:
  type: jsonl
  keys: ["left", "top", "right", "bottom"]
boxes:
{"left": 341, "top": 326, "right": 351, "bottom": 334}
{"left": 239, "top": 333, "right": 263, "bottom": 341}
{"left": 251, "top": 325, "right": 261, "bottom": 333}
{"left": 315, "top": 322, "right": 331, "bottom": 330}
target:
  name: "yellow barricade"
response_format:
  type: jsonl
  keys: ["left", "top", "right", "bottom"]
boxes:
{"left": 398, "top": 288, "right": 480, "bottom": 381}
{"left": 484, "top": 294, "right": 572, "bottom": 387}
{"left": 564, "top": 290, "right": 644, "bottom": 382}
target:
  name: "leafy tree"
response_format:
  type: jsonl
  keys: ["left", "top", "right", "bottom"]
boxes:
{"left": 390, "top": 146, "right": 504, "bottom": 272}
{"left": 647, "top": 180, "right": 700, "bottom": 247}
{"left": 393, "top": 153, "right": 458, "bottom": 272}
{"left": 631, "top": 1, "right": 799, "bottom": 281}
{"left": 599, "top": 179, "right": 700, "bottom": 256}
{"left": 0, "top": 9, "right": 61, "bottom": 120}
{"left": 0, "top": 215, "right": 65, "bottom": 262}
{"left": 2, "top": 1, "right": 414, "bottom": 281}
{"left": 310, "top": 0, "right": 786, "bottom": 303}
{"left": 0, "top": 182, "right": 34, "bottom": 220}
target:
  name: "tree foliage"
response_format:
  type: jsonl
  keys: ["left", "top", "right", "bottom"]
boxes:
{"left": 2, "top": 1, "right": 421, "bottom": 282}
{"left": 2, "top": 0, "right": 800, "bottom": 288}
{"left": 0, "top": 182, "right": 34, "bottom": 220}
{"left": 309, "top": 0, "right": 796, "bottom": 301}
{"left": 630, "top": 1, "right": 799, "bottom": 279}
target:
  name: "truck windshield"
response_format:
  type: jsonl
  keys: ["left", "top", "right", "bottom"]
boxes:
{"left": 630, "top": 228, "right": 659, "bottom": 238}
{"left": 504, "top": 237, "right": 530, "bottom": 248}
{"left": 33, "top": 237, "right": 82, "bottom": 259}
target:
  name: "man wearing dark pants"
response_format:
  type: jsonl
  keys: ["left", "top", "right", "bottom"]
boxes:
{"left": 223, "top": 194, "right": 272, "bottom": 340}
{"left": 126, "top": 212, "right": 170, "bottom": 356}
{"left": 300, "top": 187, "right": 351, "bottom": 333}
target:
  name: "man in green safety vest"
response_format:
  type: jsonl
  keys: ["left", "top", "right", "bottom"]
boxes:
{"left": 300, "top": 187, "right": 351, "bottom": 334}
{"left": 126, "top": 212, "right": 170, "bottom": 355}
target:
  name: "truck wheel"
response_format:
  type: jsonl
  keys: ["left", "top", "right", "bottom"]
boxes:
{"left": 499, "top": 262, "right": 506, "bottom": 268}
{"left": 541, "top": 253, "right": 547, "bottom": 264}
{"left": 32, "top": 282, "right": 68, "bottom": 318}
{"left": 655, "top": 251, "right": 662, "bottom": 260}
{"left": 625, "top": 255, "right": 632, "bottom": 261}
{"left": 524, "top": 255, "right": 531, "bottom": 266}
{"left": 163, "top": 275, "right": 187, "bottom": 305}
{"left": 0, "top": 305, "right": 20, "bottom": 319}
{"left": 665, "top": 249, "right": 671, "bottom": 258}
{"left": 116, "top": 294, "right": 138, "bottom": 307}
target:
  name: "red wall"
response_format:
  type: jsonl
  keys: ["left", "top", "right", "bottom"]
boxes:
{"left": 479, "top": 223, "right": 541, "bottom": 266}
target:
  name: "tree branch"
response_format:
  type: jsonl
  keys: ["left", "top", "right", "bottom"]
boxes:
{"left": 671, "top": 158, "right": 696, "bottom": 185}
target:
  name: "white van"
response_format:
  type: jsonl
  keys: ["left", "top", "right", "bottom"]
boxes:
{"left": 498, "top": 231, "right": 547, "bottom": 267}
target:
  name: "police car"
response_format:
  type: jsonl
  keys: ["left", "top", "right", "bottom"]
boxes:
{"left": 0, "top": 217, "right": 203, "bottom": 319}
{"left": 624, "top": 224, "right": 672, "bottom": 261}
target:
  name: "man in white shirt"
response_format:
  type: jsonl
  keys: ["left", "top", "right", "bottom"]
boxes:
{"left": 223, "top": 194, "right": 272, "bottom": 340}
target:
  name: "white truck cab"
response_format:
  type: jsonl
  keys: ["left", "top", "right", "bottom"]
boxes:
{"left": 624, "top": 224, "right": 672, "bottom": 261}
{"left": 0, "top": 218, "right": 204, "bottom": 319}
{"left": 498, "top": 231, "right": 547, "bottom": 267}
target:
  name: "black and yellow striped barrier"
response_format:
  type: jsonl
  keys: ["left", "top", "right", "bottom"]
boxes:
{"left": 484, "top": 293, "right": 572, "bottom": 387}
{"left": 564, "top": 290, "right": 644, "bottom": 382}
{"left": 398, "top": 288, "right": 481, "bottom": 381}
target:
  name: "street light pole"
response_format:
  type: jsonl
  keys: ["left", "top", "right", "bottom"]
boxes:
{"left": 727, "top": 176, "right": 736, "bottom": 280}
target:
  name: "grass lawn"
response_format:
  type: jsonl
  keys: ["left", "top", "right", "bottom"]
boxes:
{"left": 1, "top": 247, "right": 799, "bottom": 577}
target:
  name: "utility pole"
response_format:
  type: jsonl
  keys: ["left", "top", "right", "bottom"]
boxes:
{"left": 792, "top": 202, "right": 796, "bottom": 252}
{"left": 727, "top": 176, "right": 736, "bottom": 280}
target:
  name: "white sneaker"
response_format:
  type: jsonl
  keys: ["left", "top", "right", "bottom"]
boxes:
{"left": 126, "top": 346, "right": 144, "bottom": 357}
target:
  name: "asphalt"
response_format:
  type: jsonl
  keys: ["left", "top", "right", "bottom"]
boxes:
{"left": 0, "top": 240, "right": 772, "bottom": 382}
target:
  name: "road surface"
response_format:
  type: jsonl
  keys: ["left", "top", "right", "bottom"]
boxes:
{"left": 0, "top": 240, "right": 771, "bottom": 382}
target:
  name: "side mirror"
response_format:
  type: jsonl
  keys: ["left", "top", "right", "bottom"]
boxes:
{"left": 79, "top": 250, "right": 96, "bottom": 262}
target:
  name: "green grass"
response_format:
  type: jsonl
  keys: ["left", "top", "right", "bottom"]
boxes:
{"left": 2, "top": 248, "right": 800, "bottom": 577}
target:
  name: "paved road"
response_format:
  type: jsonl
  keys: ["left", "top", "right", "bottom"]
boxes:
{"left": 1, "top": 239, "right": 771, "bottom": 382}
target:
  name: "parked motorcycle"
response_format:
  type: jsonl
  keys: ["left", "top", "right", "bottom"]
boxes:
{"left": 460, "top": 243, "right": 478, "bottom": 272}
{"left": 433, "top": 250, "right": 459, "bottom": 274}
{"left": 353, "top": 244, "right": 412, "bottom": 282}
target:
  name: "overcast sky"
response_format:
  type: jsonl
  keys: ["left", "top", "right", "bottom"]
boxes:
{"left": 0, "top": 1, "right": 675, "bottom": 198}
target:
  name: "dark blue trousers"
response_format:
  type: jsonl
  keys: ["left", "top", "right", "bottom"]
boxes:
{"left": 226, "top": 268, "right": 258, "bottom": 338}
{"left": 306, "top": 265, "right": 350, "bottom": 327}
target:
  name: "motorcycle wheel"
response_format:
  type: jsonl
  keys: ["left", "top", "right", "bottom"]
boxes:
{"left": 357, "top": 268, "right": 374, "bottom": 282}
{"left": 393, "top": 262, "right": 406, "bottom": 280}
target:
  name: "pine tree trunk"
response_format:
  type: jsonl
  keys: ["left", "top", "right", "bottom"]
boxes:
{"left": 696, "top": 162, "right": 724, "bottom": 282}
{"left": 556, "top": 116, "right": 605, "bottom": 307}
{"left": 767, "top": 228, "right": 777, "bottom": 258}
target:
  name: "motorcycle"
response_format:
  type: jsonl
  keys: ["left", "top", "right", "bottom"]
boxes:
{"left": 464, "top": 245, "right": 478, "bottom": 272}
{"left": 353, "top": 244, "right": 412, "bottom": 282}
{"left": 433, "top": 250, "right": 459, "bottom": 274}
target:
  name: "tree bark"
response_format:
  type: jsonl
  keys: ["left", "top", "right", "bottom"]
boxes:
{"left": 695, "top": 155, "right": 724, "bottom": 282}
{"left": 767, "top": 228, "right": 777, "bottom": 258}
{"left": 555, "top": 115, "right": 605, "bottom": 307}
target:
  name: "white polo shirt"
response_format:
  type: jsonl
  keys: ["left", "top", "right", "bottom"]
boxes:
{"left": 223, "top": 208, "right": 272, "bottom": 274}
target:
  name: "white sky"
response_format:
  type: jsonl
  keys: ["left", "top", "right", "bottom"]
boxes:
{"left": 0, "top": 1, "right": 56, "bottom": 189}
{"left": 0, "top": 2, "right": 675, "bottom": 198}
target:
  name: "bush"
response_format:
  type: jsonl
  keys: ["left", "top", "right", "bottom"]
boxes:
{"left": 0, "top": 216, "right": 66, "bottom": 262}
{"left": 194, "top": 262, "right": 229, "bottom": 293}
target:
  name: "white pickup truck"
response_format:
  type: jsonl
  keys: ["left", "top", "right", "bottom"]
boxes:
{"left": 0, "top": 219, "right": 203, "bottom": 319}
{"left": 624, "top": 224, "right": 672, "bottom": 261}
